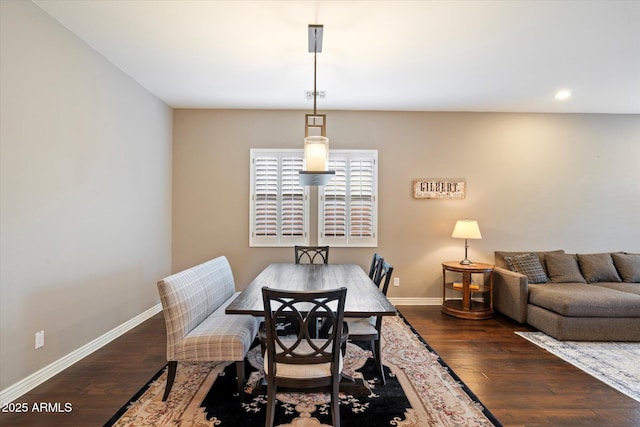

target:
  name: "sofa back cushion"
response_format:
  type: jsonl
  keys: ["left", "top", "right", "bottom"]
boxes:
{"left": 545, "top": 253, "right": 586, "bottom": 283}
{"left": 576, "top": 253, "right": 622, "bottom": 283}
{"left": 494, "top": 250, "right": 564, "bottom": 271}
{"left": 157, "top": 256, "right": 237, "bottom": 357}
{"left": 504, "top": 253, "right": 549, "bottom": 283}
{"left": 611, "top": 253, "right": 640, "bottom": 283}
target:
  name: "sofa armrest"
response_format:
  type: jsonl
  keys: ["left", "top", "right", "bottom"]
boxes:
{"left": 493, "top": 267, "right": 529, "bottom": 323}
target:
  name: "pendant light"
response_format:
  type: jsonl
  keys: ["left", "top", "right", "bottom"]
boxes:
{"left": 299, "top": 24, "right": 335, "bottom": 186}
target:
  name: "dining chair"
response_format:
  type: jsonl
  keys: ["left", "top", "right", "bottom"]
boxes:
{"left": 346, "top": 260, "right": 394, "bottom": 384}
{"left": 294, "top": 245, "right": 330, "bottom": 264}
{"left": 261, "top": 287, "right": 348, "bottom": 427}
{"left": 368, "top": 253, "right": 384, "bottom": 279}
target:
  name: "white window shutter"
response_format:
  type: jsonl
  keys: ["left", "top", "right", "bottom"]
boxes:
{"left": 319, "top": 150, "right": 378, "bottom": 247}
{"left": 253, "top": 156, "right": 279, "bottom": 237}
{"left": 322, "top": 158, "right": 347, "bottom": 237}
{"left": 349, "top": 157, "right": 375, "bottom": 238}
{"left": 281, "top": 155, "right": 305, "bottom": 238}
{"left": 250, "top": 150, "right": 309, "bottom": 246}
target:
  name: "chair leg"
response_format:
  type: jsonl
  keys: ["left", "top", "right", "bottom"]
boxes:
{"left": 331, "top": 378, "right": 341, "bottom": 427}
{"left": 162, "top": 361, "right": 177, "bottom": 401}
{"left": 373, "top": 339, "right": 385, "bottom": 385}
{"left": 265, "top": 381, "right": 276, "bottom": 427}
{"left": 235, "top": 360, "right": 245, "bottom": 401}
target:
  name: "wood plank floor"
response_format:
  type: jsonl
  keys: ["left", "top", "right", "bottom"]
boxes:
{"left": 1, "top": 306, "right": 638, "bottom": 426}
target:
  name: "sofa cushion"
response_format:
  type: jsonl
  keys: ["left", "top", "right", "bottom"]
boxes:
{"left": 494, "top": 250, "right": 564, "bottom": 271}
{"left": 611, "top": 253, "right": 640, "bottom": 283}
{"left": 577, "top": 253, "right": 622, "bottom": 283}
{"left": 528, "top": 283, "right": 640, "bottom": 317}
{"left": 592, "top": 282, "right": 640, "bottom": 296}
{"left": 504, "top": 253, "right": 549, "bottom": 283}
{"left": 545, "top": 253, "right": 586, "bottom": 283}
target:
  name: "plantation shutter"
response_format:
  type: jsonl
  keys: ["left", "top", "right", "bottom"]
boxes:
{"left": 349, "top": 157, "right": 375, "bottom": 238}
{"left": 322, "top": 158, "right": 347, "bottom": 238}
{"left": 253, "top": 156, "right": 278, "bottom": 238}
{"left": 319, "top": 150, "right": 378, "bottom": 247}
{"left": 250, "top": 149, "right": 308, "bottom": 246}
{"left": 281, "top": 155, "right": 305, "bottom": 237}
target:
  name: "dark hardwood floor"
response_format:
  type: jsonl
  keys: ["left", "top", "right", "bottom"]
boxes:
{"left": 1, "top": 306, "right": 638, "bottom": 426}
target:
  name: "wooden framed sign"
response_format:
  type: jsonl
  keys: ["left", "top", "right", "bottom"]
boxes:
{"left": 413, "top": 178, "right": 466, "bottom": 199}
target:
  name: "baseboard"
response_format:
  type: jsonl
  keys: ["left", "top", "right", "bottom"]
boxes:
{"left": 0, "top": 303, "right": 163, "bottom": 406}
{"left": 388, "top": 297, "right": 442, "bottom": 306}
{"left": 0, "top": 298, "right": 438, "bottom": 404}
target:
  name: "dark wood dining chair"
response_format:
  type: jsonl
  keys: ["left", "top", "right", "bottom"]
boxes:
{"left": 294, "top": 245, "right": 330, "bottom": 264}
{"left": 369, "top": 253, "right": 384, "bottom": 279}
{"left": 346, "top": 260, "right": 394, "bottom": 384}
{"left": 261, "top": 287, "right": 348, "bottom": 427}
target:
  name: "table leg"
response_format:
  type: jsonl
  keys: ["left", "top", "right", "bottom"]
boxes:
{"left": 462, "top": 271, "right": 471, "bottom": 310}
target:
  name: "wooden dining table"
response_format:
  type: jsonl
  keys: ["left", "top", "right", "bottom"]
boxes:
{"left": 225, "top": 263, "right": 396, "bottom": 317}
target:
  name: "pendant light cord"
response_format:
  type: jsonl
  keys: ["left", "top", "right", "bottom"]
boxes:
{"left": 313, "top": 29, "right": 318, "bottom": 115}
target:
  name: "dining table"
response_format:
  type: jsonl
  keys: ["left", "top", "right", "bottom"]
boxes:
{"left": 225, "top": 263, "right": 396, "bottom": 317}
{"left": 226, "top": 262, "right": 396, "bottom": 394}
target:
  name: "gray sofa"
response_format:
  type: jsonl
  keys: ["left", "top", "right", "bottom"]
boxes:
{"left": 493, "top": 250, "right": 640, "bottom": 341}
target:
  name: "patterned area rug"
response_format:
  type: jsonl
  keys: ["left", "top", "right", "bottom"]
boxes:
{"left": 516, "top": 331, "right": 640, "bottom": 402}
{"left": 106, "top": 315, "right": 501, "bottom": 426}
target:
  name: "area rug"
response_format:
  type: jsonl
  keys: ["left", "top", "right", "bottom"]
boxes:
{"left": 516, "top": 331, "right": 640, "bottom": 403}
{"left": 105, "top": 315, "right": 501, "bottom": 426}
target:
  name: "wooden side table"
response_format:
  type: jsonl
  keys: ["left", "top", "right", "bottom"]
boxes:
{"left": 442, "top": 261, "right": 494, "bottom": 320}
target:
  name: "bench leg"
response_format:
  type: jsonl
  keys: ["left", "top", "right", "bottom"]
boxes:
{"left": 162, "top": 361, "right": 177, "bottom": 401}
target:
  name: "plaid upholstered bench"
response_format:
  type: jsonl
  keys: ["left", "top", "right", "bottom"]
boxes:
{"left": 157, "top": 256, "right": 259, "bottom": 401}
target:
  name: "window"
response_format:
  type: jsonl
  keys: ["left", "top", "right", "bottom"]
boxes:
{"left": 250, "top": 148, "right": 378, "bottom": 248}
{"left": 250, "top": 149, "right": 309, "bottom": 247}
{"left": 319, "top": 150, "right": 378, "bottom": 247}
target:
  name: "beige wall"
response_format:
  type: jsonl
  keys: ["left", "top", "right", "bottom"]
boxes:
{"left": 173, "top": 109, "right": 640, "bottom": 299}
{"left": 0, "top": 1, "right": 172, "bottom": 390}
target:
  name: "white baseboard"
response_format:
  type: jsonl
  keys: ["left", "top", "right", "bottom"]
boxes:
{"left": 0, "top": 303, "right": 163, "bottom": 406}
{"left": 388, "top": 297, "right": 442, "bottom": 306}
{"left": 0, "top": 298, "right": 438, "bottom": 404}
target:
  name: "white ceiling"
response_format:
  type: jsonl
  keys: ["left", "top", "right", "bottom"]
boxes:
{"left": 34, "top": 0, "right": 640, "bottom": 113}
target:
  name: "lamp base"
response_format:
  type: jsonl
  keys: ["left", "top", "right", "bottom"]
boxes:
{"left": 459, "top": 239, "right": 473, "bottom": 265}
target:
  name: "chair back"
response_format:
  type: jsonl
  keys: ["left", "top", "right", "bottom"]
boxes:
{"left": 294, "top": 245, "right": 330, "bottom": 264}
{"left": 373, "top": 261, "right": 394, "bottom": 296}
{"left": 262, "top": 287, "right": 346, "bottom": 370}
{"left": 368, "top": 253, "right": 384, "bottom": 279}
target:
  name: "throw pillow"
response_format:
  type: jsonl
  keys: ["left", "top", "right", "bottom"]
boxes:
{"left": 504, "top": 253, "right": 549, "bottom": 283}
{"left": 576, "top": 253, "right": 622, "bottom": 283}
{"left": 494, "top": 250, "right": 564, "bottom": 270}
{"left": 545, "top": 253, "right": 586, "bottom": 283}
{"left": 611, "top": 253, "right": 640, "bottom": 283}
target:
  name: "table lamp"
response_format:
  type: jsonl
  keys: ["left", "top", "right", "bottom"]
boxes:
{"left": 451, "top": 219, "right": 482, "bottom": 265}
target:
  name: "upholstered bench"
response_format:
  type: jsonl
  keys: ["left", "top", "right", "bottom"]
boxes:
{"left": 157, "top": 256, "right": 259, "bottom": 400}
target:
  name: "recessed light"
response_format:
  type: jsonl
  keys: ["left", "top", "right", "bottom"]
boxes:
{"left": 555, "top": 90, "right": 572, "bottom": 100}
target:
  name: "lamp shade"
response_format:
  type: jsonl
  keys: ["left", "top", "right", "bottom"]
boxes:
{"left": 304, "top": 135, "right": 329, "bottom": 171}
{"left": 451, "top": 220, "right": 482, "bottom": 239}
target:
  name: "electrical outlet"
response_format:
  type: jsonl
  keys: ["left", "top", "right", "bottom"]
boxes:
{"left": 393, "top": 278, "right": 400, "bottom": 287}
{"left": 35, "top": 330, "right": 44, "bottom": 349}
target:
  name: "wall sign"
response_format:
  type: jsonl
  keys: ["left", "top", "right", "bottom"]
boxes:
{"left": 413, "top": 178, "right": 466, "bottom": 199}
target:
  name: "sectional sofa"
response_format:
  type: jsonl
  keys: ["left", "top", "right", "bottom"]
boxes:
{"left": 493, "top": 250, "right": 640, "bottom": 341}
